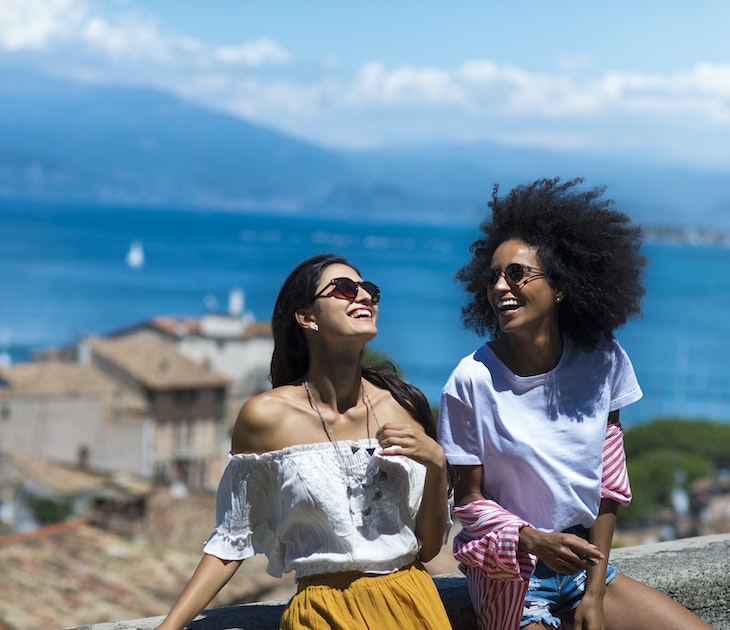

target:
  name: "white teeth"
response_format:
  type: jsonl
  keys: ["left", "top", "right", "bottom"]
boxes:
{"left": 351, "top": 308, "right": 372, "bottom": 318}
{"left": 498, "top": 299, "right": 520, "bottom": 310}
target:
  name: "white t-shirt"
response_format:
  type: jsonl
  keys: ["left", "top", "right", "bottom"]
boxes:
{"left": 438, "top": 337, "right": 642, "bottom": 532}
{"left": 203, "top": 439, "right": 430, "bottom": 578}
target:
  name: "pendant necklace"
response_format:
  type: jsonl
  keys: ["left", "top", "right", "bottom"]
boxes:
{"left": 303, "top": 379, "right": 381, "bottom": 461}
{"left": 304, "top": 379, "right": 388, "bottom": 521}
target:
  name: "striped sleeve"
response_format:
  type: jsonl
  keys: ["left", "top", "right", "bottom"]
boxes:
{"left": 452, "top": 499, "right": 536, "bottom": 581}
{"left": 453, "top": 500, "right": 534, "bottom": 629}
{"left": 461, "top": 564, "right": 529, "bottom": 630}
{"left": 601, "top": 421, "right": 632, "bottom": 506}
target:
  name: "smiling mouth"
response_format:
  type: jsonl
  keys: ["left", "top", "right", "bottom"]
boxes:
{"left": 350, "top": 308, "right": 373, "bottom": 319}
{"left": 497, "top": 298, "right": 521, "bottom": 313}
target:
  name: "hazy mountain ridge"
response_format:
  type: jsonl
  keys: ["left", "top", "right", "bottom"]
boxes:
{"left": 1, "top": 67, "right": 729, "bottom": 229}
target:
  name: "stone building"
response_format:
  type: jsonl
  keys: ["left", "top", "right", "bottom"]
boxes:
{"left": 0, "top": 335, "right": 230, "bottom": 491}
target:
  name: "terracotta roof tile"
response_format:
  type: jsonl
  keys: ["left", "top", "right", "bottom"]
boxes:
{"left": 148, "top": 316, "right": 271, "bottom": 340}
{"left": 0, "top": 360, "right": 148, "bottom": 415}
{"left": 89, "top": 337, "right": 229, "bottom": 389}
{"left": 2, "top": 452, "right": 108, "bottom": 497}
{"left": 0, "top": 517, "right": 295, "bottom": 630}
{"left": 0, "top": 361, "right": 110, "bottom": 397}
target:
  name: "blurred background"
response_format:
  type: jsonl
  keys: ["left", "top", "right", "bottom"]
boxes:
{"left": 1, "top": 2, "right": 729, "bottom": 628}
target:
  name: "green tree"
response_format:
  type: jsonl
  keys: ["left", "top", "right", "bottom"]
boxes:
{"left": 620, "top": 418, "right": 730, "bottom": 525}
{"left": 27, "top": 495, "right": 74, "bottom": 525}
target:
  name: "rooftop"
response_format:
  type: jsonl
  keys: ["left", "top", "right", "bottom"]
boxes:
{"left": 88, "top": 337, "right": 229, "bottom": 390}
{"left": 0, "top": 517, "right": 296, "bottom": 630}
{"left": 0, "top": 452, "right": 108, "bottom": 497}
{"left": 115, "top": 316, "right": 272, "bottom": 341}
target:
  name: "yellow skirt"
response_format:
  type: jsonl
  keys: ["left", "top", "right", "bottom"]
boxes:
{"left": 280, "top": 561, "right": 453, "bottom": 630}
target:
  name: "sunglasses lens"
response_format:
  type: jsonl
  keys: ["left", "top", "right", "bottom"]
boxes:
{"left": 332, "top": 278, "right": 359, "bottom": 299}
{"left": 483, "top": 264, "right": 528, "bottom": 288}
{"left": 360, "top": 281, "right": 380, "bottom": 303}
{"left": 505, "top": 263, "right": 525, "bottom": 284}
{"left": 483, "top": 269, "right": 499, "bottom": 288}
{"left": 320, "top": 278, "right": 380, "bottom": 303}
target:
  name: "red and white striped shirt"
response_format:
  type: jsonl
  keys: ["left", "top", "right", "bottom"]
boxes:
{"left": 452, "top": 421, "right": 631, "bottom": 630}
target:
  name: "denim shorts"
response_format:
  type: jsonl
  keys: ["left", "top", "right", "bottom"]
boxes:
{"left": 520, "top": 559, "right": 618, "bottom": 628}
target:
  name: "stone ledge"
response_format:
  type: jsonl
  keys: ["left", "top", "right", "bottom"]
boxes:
{"left": 62, "top": 533, "right": 730, "bottom": 630}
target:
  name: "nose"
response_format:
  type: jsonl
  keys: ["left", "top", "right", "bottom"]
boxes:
{"left": 356, "top": 285, "right": 375, "bottom": 303}
{"left": 491, "top": 270, "right": 511, "bottom": 291}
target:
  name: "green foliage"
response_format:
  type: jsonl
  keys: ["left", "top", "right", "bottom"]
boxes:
{"left": 624, "top": 418, "right": 730, "bottom": 467}
{"left": 27, "top": 495, "right": 74, "bottom": 525}
{"left": 620, "top": 418, "right": 730, "bottom": 525}
{"left": 622, "top": 449, "right": 712, "bottom": 524}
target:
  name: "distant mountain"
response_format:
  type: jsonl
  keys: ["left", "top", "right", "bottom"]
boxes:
{"left": 339, "top": 144, "right": 730, "bottom": 229}
{"left": 1, "top": 66, "right": 728, "bottom": 228}
{"left": 0, "top": 66, "right": 354, "bottom": 209}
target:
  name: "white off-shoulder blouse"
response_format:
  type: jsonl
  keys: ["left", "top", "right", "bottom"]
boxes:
{"left": 203, "top": 439, "right": 436, "bottom": 578}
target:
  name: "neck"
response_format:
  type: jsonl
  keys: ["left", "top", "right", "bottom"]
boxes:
{"left": 493, "top": 330, "right": 563, "bottom": 377}
{"left": 305, "top": 361, "right": 363, "bottom": 413}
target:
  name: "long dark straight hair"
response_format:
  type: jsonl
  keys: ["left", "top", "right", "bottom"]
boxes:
{"left": 269, "top": 253, "right": 438, "bottom": 440}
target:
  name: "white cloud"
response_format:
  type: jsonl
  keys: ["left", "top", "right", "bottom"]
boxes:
{"left": 0, "top": 0, "right": 88, "bottom": 50}
{"left": 348, "top": 62, "right": 465, "bottom": 106}
{"left": 214, "top": 39, "right": 290, "bottom": 66}
{"left": 1, "top": 0, "right": 729, "bottom": 166}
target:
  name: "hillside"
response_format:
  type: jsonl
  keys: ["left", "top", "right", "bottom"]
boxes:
{"left": 1, "top": 67, "right": 729, "bottom": 227}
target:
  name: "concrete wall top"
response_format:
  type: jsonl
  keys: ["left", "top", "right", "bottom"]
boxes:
{"left": 61, "top": 533, "right": 730, "bottom": 630}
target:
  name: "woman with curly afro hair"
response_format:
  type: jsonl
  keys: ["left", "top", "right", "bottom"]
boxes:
{"left": 438, "top": 178, "right": 712, "bottom": 630}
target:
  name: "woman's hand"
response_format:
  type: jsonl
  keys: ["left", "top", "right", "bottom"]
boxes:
{"left": 519, "top": 527, "right": 604, "bottom": 575}
{"left": 375, "top": 423, "right": 446, "bottom": 469}
{"left": 572, "top": 590, "right": 607, "bottom": 630}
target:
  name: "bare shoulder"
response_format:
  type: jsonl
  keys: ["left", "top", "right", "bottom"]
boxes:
{"left": 232, "top": 386, "right": 300, "bottom": 454}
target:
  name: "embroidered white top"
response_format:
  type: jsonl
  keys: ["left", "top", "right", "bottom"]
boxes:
{"left": 202, "top": 439, "right": 433, "bottom": 578}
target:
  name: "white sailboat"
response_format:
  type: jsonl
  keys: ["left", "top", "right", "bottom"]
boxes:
{"left": 125, "top": 240, "right": 145, "bottom": 268}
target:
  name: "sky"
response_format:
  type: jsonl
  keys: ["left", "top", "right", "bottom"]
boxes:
{"left": 1, "top": 0, "right": 730, "bottom": 171}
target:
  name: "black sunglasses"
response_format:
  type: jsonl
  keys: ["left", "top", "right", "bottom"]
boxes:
{"left": 314, "top": 277, "right": 381, "bottom": 304}
{"left": 482, "top": 263, "right": 547, "bottom": 289}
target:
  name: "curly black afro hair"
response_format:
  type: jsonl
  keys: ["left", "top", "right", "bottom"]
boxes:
{"left": 457, "top": 177, "right": 646, "bottom": 351}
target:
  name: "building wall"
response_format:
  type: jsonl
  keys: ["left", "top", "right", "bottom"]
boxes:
{"left": 177, "top": 336, "right": 273, "bottom": 396}
{"left": 1, "top": 393, "right": 153, "bottom": 477}
{"left": 153, "top": 414, "right": 228, "bottom": 490}
{"left": 2, "top": 395, "right": 106, "bottom": 467}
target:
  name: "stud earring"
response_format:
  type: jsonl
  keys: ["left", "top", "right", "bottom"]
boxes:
{"left": 312, "top": 324, "right": 319, "bottom": 331}
{"left": 555, "top": 296, "right": 562, "bottom": 303}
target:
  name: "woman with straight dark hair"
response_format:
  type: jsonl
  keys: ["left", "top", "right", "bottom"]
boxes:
{"left": 157, "top": 253, "right": 452, "bottom": 630}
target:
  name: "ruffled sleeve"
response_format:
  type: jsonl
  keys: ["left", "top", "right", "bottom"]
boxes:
{"left": 202, "top": 454, "right": 279, "bottom": 561}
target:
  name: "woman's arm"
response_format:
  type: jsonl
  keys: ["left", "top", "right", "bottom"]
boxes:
{"left": 377, "top": 422, "right": 450, "bottom": 561}
{"left": 571, "top": 497, "right": 617, "bottom": 630}
{"left": 156, "top": 554, "right": 243, "bottom": 630}
{"left": 452, "top": 447, "right": 600, "bottom": 577}
{"left": 571, "top": 409, "right": 629, "bottom": 628}
{"left": 452, "top": 463, "right": 485, "bottom": 507}
{"left": 415, "top": 446, "right": 450, "bottom": 561}
{"left": 452, "top": 465, "right": 537, "bottom": 581}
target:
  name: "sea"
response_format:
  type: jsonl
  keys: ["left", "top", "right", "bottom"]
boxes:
{"left": 2, "top": 198, "right": 730, "bottom": 427}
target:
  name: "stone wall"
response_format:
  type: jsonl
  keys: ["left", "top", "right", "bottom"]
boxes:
{"left": 63, "top": 533, "right": 729, "bottom": 630}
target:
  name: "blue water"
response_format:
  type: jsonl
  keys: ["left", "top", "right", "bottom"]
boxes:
{"left": 2, "top": 199, "right": 729, "bottom": 426}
